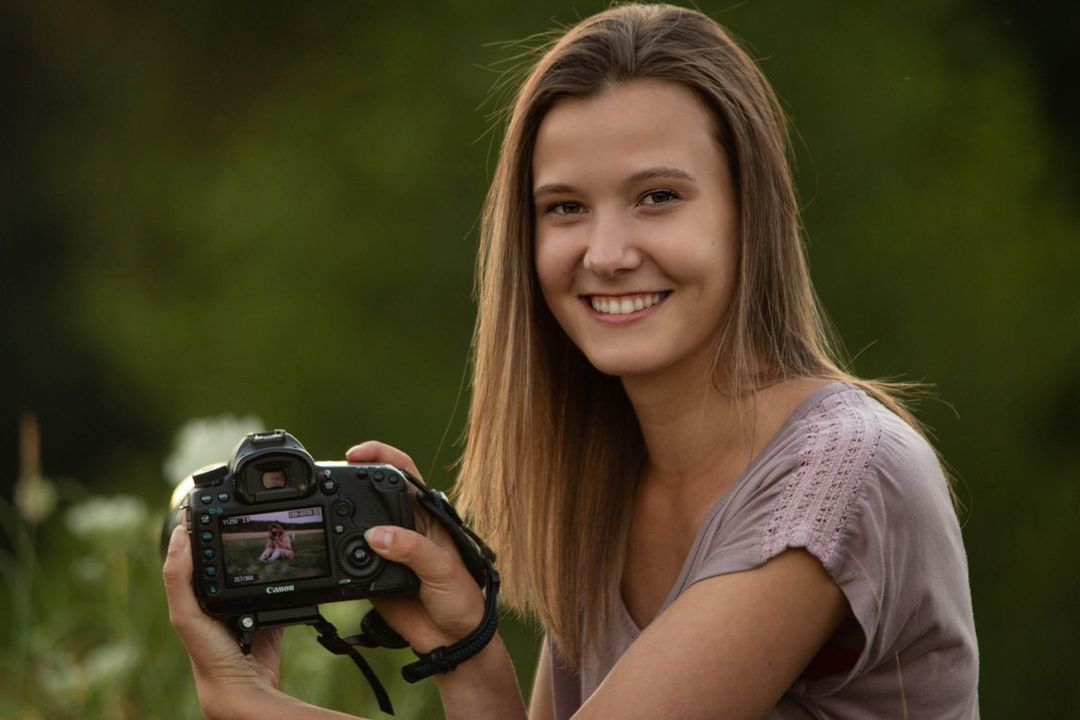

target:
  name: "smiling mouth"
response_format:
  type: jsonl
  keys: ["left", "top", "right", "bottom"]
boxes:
{"left": 585, "top": 291, "right": 670, "bottom": 315}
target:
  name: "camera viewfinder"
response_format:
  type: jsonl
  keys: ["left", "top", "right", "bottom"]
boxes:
{"left": 262, "top": 469, "right": 288, "bottom": 489}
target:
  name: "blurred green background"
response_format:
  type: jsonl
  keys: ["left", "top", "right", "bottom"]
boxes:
{"left": 1, "top": 0, "right": 1077, "bottom": 717}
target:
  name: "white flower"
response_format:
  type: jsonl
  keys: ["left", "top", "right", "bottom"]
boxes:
{"left": 39, "top": 651, "right": 83, "bottom": 696}
{"left": 38, "top": 641, "right": 140, "bottom": 695}
{"left": 163, "top": 414, "right": 264, "bottom": 486}
{"left": 65, "top": 495, "right": 147, "bottom": 538}
{"left": 82, "top": 641, "right": 139, "bottom": 685}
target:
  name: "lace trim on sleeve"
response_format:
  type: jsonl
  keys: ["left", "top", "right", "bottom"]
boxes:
{"left": 761, "top": 389, "right": 883, "bottom": 565}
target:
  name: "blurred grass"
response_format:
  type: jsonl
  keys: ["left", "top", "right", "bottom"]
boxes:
{"left": 0, "top": 496, "right": 201, "bottom": 718}
{"left": 0, "top": 495, "right": 447, "bottom": 719}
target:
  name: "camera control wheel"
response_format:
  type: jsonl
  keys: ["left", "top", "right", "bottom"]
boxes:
{"left": 339, "top": 535, "right": 383, "bottom": 579}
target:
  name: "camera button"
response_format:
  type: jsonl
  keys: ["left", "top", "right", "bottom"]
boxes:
{"left": 334, "top": 500, "right": 353, "bottom": 517}
{"left": 372, "top": 470, "right": 385, "bottom": 481}
{"left": 207, "top": 583, "right": 220, "bottom": 596}
{"left": 203, "top": 548, "right": 216, "bottom": 561}
{"left": 208, "top": 507, "right": 224, "bottom": 516}
{"left": 334, "top": 524, "right": 345, "bottom": 535}
{"left": 217, "top": 492, "right": 230, "bottom": 502}
{"left": 201, "top": 531, "right": 214, "bottom": 542}
{"left": 199, "top": 514, "right": 211, "bottom": 525}
{"left": 205, "top": 566, "right": 218, "bottom": 578}
{"left": 321, "top": 478, "right": 337, "bottom": 494}
{"left": 199, "top": 493, "right": 213, "bottom": 505}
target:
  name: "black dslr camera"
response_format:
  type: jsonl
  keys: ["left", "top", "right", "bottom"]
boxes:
{"left": 163, "top": 429, "right": 501, "bottom": 715}
{"left": 164, "top": 429, "right": 419, "bottom": 619}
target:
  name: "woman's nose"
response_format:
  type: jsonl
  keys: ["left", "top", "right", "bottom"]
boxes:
{"left": 582, "top": 213, "right": 641, "bottom": 276}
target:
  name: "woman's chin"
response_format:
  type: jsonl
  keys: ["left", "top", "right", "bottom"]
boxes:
{"left": 583, "top": 352, "right": 666, "bottom": 380}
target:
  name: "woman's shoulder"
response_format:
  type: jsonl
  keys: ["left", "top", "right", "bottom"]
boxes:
{"left": 697, "top": 380, "right": 949, "bottom": 576}
{"left": 757, "top": 381, "right": 954, "bottom": 567}
{"left": 776, "top": 380, "right": 944, "bottom": 494}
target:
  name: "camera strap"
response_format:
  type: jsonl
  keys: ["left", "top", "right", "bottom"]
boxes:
{"left": 236, "top": 605, "right": 397, "bottom": 714}
{"left": 312, "top": 613, "right": 397, "bottom": 714}
{"left": 237, "top": 473, "right": 500, "bottom": 717}
{"left": 393, "top": 472, "right": 501, "bottom": 682}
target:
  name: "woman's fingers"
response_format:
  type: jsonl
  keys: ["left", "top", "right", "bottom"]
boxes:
{"left": 365, "top": 526, "right": 455, "bottom": 586}
{"left": 345, "top": 440, "right": 424, "bottom": 482}
{"left": 162, "top": 526, "right": 232, "bottom": 659}
{"left": 347, "top": 441, "right": 433, "bottom": 533}
{"left": 162, "top": 526, "right": 273, "bottom": 684}
{"left": 365, "top": 525, "right": 484, "bottom": 639}
{"left": 163, "top": 526, "right": 211, "bottom": 639}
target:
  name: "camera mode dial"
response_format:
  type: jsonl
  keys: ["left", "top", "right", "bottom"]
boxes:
{"left": 339, "top": 535, "right": 383, "bottom": 579}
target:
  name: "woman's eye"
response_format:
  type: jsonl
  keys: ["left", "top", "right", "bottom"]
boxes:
{"left": 640, "top": 189, "right": 678, "bottom": 206}
{"left": 547, "top": 201, "right": 584, "bottom": 216}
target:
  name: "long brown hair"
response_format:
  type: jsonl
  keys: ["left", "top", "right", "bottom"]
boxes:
{"left": 455, "top": 3, "right": 935, "bottom": 666}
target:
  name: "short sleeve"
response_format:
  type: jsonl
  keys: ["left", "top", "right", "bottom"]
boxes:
{"left": 689, "top": 388, "right": 977, "bottom": 703}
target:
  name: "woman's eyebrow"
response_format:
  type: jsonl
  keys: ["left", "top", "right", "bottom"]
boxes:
{"left": 625, "top": 166, "right": 696, "bottom": 186}
{"left": 533, "top": 166, "right": 696, "bottom": 199}
{"left": 533, "top": 182, "right": 575, "bottom": 199}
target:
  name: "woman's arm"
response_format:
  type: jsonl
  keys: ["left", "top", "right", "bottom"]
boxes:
{"left": 528, "top": 639, "right": 555, "bottom": 720}
{"left": 573, "top": 548, "right": 847, "bottom": 720}
{"left": 357, "top": 517, "right": 527, "bottom": 720}
{"left": 436, "top": 635, "right": 527, "bottom": 720}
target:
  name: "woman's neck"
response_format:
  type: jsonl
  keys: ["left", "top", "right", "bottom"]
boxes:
{"left": 623, "top": 367, "right": 828, "bottom": 493}
{"left": 622, "top": 364, "right": 748, "bottom": 489}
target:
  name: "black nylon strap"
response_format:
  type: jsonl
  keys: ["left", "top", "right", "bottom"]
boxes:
{"left": 401, "top": 568, "right": 500, "bottom": 682}
{"left": 311, "top": 614, "right": 396, "bottom": 716}
{"left": 403, "top": 473, "right": 496, "bottom": 584}
{"left": 395, "top": 473, "right": 501, "bottom": 682}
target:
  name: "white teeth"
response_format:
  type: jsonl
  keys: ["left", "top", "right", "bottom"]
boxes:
{"left": 589, "top": 293, "right": 665, "bottom": 315}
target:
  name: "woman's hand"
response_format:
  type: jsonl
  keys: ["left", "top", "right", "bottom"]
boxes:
{"left": 162, "top": 525, "right": 285, "bottom": 719}
{"left": 346, "top": 441, "right": 487, "bottom": 654}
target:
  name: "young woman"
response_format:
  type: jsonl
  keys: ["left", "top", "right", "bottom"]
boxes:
{"left": 164, "top": 4, "right": 979, "bottom": 718}
{"left": 257, "top": 523, "right": 294, "bottom": 563}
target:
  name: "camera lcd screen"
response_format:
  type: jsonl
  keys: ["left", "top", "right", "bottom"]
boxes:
{"left": 219, "top": 507, "right": 331, "bottom": 588}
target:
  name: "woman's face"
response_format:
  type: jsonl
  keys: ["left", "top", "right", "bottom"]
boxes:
{"left": 532, "top": 79, "right": 739, "bottom": 381}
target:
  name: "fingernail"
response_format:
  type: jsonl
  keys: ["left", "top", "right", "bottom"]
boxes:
{"left": 168, "top": 526, "right": 186, "bottom": 554}
{"left": 365, "top": 527, "right": 393, "bottom": 550}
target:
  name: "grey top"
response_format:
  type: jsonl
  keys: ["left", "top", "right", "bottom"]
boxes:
{"left": 548, "top": 382, "right": 979, "bottom": 719}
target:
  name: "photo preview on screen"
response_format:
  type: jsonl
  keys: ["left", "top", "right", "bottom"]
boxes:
{"left": 220, "top": 507, "right": 331, "bottom": 587}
